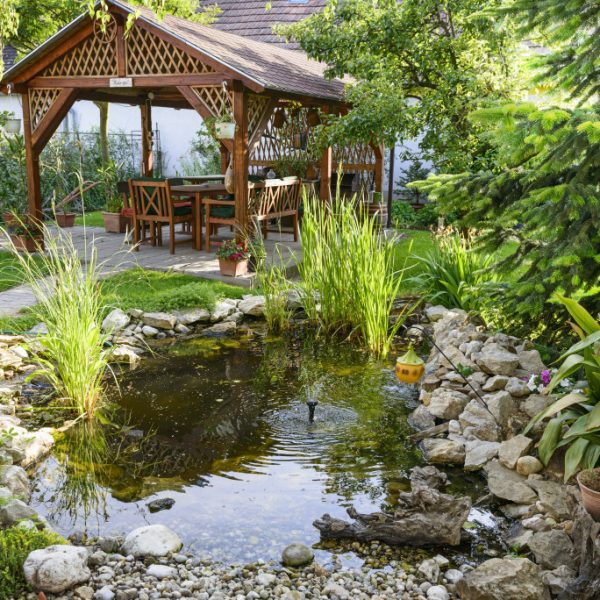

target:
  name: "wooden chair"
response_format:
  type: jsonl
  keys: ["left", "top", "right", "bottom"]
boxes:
{"left": 203, "top": 177, "right": 302, "bottom": 251}
{"left": 128, "top": 179, "right": 194, "bottom": 255}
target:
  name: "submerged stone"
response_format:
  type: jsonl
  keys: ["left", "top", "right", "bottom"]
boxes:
{"left": 281, "top": 543, "right": 314, "bottom": 567}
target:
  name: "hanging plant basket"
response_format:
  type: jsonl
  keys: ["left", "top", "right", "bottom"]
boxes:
{"left": 215, "top": 122, "right": 236, "bottom": 139}
{"left": 273, "top": 108, "right": 287, "bottom": 129}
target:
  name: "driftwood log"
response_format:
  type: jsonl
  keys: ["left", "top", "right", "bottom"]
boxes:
{"left": 314, "top": 485, "right": 471, "bottom": 547}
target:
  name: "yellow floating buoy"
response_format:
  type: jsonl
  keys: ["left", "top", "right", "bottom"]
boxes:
{"left": 395, "top": 344, "right": 425, "bottom": 384}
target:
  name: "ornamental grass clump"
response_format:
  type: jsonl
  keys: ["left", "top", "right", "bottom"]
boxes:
{"left": 3, "top": 222, "right": 113, "bottom": 418}
{"left": 299, "top": 191, "right": 414, "bottom": 357}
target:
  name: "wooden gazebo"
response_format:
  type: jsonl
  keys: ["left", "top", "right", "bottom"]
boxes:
{"left": 0, "top": 0, "right": 384, "bottom": 236}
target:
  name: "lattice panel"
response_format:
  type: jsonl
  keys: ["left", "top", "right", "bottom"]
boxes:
{"left": 29, "top": 89, "right": 61, "bottom": 132}
{"left": 333, "top": 143, "right": 377, "bottom": 171}
{"left": 41, "top": 35, "right": 117, "bottom": 77}
{"left": 126, "top": 26, "right": 214, "bottom": 75}
{"left": 191, "top": 85, "right": 233, "bottom": 117}
{"left": 251, "top": 107, "right": 314, "bottom": 166}
{"left": 248, "top": 94, "right": 272, "bottom": 142}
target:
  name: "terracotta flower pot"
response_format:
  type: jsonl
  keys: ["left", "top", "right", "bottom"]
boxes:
{"left": 102, "top": 211, "right": 131, "bottom": 234}
{"left": 56, "top": 213, "right": 76, "bottom": 228}
{"left": 218, "top": 258, "right": 249, "bottom": 277}
{"left": 577, "top": 468, "right": 600, "bottom": 521}
{"left": 10, "top": 234, "right": 41, "bottom": 253}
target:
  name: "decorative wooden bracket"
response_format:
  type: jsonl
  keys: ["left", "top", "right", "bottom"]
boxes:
{"left": 31, "top": 88, "right": 79, "bottom": 154}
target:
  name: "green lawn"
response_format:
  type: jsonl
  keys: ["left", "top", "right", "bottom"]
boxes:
{"left": 75, "top": 211, "right": 105, "bottom": 228}
{"left": 0, "top": 251, "right": 48, "bottom": 292}
{"left": 100, "top": 268, "right": 250, "bottom": 314}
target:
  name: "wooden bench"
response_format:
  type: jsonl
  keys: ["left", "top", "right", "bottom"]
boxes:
{"left": 203, "top": 177, "right": 302, "bottom": 251}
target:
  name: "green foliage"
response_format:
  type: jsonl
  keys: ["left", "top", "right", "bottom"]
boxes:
{"left": 5, "top": 218, "right": 113, "bottom": 417}
{"left": 0, "top": 250, "right": 48, "bottom": 292}
{"left": 280, "top": 0, "right": 519, "bottom": 170}
{"left": 273, "top": 155, "right": 309, "bottom": 178}
{"left": 391, "top": 201, "right": 417, "bottom": 229}
{"left": 0, "top": 526, "right": 66, "bottom": 598}
{"left": 100, "top": 268, "right": 247, "bottom": 313}
{"left": 0, "top": 133, "right": 28, "bottom": 215}
{"left": 411, "top": 1, "right": 600, "bottom": 340}
{"left": 408, "top": 229, "right": 500, "bottom": 313}
{"left": 178, "top": 124, "right": 222, "bottom": 177}
{"left": 526, "top": 296, "right": 600, "bottom": 482}
{"left": 299, "top": 191, "right": 416, "bottom": 356}
{"left": 395, "top": 155, "right": 431, "bottom": 204}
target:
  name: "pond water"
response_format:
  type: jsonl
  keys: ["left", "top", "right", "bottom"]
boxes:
{"left": 31, "top": 329, "right": 498, "bottom": 566}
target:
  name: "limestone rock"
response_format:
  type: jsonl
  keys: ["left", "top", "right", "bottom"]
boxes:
{"left": 464, "top": 440, "right": 500, "bottom": 471}
{"left": 210, "top": 300, "right": 237, "bottom": 322}
{"left": 281, "top": 543, "right": 314, "bottom": 567}
{"left": 428, "top": 388, "right": 469, "bottom": 420}
{"left": 141, "top": 325, "right": 159, "bottom": 337}
{"left": 427, "top": 586, "right": 449, "bottom": 600}
{"left": 518, "top": 349, "right": 546, "bottom": 374}
{"left": 457, "top": 558, "right": 550, "bottom": 600}
{"left": 111, "top": 345, "right": 141, "bottom": 366}
{"left": 526, "top": 479, "right": 571, "bottom": 520}
{"left": 541, "top": 565, "right": 576, "bottom": 596}
{"left": 13, "top": 429, "right": 54, "bottom": 468}
{"left": 459, "top": 400, "right": 501, "bottom": 442}
{"left": 101, "top": 309, "right": 130, "bottom": 333}
{"left": 505, "top": 377, "right": 530, "bottom": 398}
{"left": 142, "top": 312, "right": 177, "bottom": 330}
{"left": 322, "top": 582, "right": 349, "bottom": 599}
{"left": 529, "top": 529, "right": 576, "bottom": 570}
{"left": 499, "top": 435, "right": 533, "bottom": 470}
{"left": 174, "top": 308, "right": 211, "bottom": 325}
{"left": 484, "top": 391, "right": 515, "bottom": 428}
{"left": 516, "top": 456, "right": 543, "bottom": 476}
{"left": 121, "top": 525, "right": 182, "bottom": 557}
{"left": 474, "top": 343, "right": 519, "bottom": 377}
{"left": 485, "top": 460, "right": 538, "bottom": 504}
{"left": 521, "top": 394, "right": 554, "bottom": 418}
{"left": 418, "top": 558, "right": 440, "bottom": 582}
{"left": 408, "top": 405, "right": 436, "bottom": 431}
{"left": 0, "top": 348, "right": 23, "bottom": 370}
{"left": 238, "top": 295, "right": 266, "bottom": 317}
{"left": 0, "top": 464, "right": 30, "bottom": 500}
{"left": 23, "top": 545, "right": 90, "bottom": 593}
{"left": 482, "top": 375, "right": 508, "bottom": 392}
{"left": 146, "top": 564, "right": 178, "bottom": 579}
{"left": 201, "top": 321, "right": 237, "bottom": 336}
{"left": 425, "top": 305, "right": 449, "bottom": 322}
{"left": 421, "top": 438, "right": 465, "bottom": 465}
{"left": 0, "top": 498, "right": 37, "bottom": 526}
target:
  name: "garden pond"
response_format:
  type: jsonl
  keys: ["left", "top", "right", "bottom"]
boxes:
{"left": 30, "top": 329, "right": 500, "bottom": 566}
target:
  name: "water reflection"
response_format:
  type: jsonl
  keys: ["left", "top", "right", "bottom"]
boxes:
{"left": 33, "top": 332, "right": 426, "bottom": 563}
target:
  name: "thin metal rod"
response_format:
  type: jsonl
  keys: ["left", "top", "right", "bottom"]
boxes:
{"left": 403, "top": 324, "right": 496, "bottom": 418}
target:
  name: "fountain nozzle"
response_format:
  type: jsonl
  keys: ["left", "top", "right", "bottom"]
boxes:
{"left": 306, "top": 399, "right": 318, "bottom": 423}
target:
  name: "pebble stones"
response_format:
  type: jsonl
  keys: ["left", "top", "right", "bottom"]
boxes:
{"left": 281, "top": 543, "right": 314, "bottom": 567}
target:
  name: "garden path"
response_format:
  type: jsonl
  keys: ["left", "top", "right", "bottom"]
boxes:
{"left": 0, "top": 225, "right": 299, "bottom": 318}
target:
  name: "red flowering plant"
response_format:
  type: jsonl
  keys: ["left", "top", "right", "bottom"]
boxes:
{"left": 215, "top": 239, "right": 251, "bottom": 262}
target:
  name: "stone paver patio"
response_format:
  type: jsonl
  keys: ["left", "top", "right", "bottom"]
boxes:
{"left": 0, "top": 225, "right": 300, "bottom": 318}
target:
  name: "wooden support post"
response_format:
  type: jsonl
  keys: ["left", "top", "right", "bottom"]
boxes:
{"left": 220, "top": 145, "right": 229, "bottom": 174}
{"left": 232, "top": 83, "right": 249, "bottom": 238}
{"left": 320, "top": 146, "right": 332, "bottom": 202}
{"left": 141, "top": 99, "right": 153, "bottom": 177}
{"left": 320, "top": 105, "right": 332, "bottom": 202}
{"left": 22, "top": 93, "right": 42, "bottom": 227}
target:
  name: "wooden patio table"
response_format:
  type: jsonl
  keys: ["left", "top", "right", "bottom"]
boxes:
{"left": 171, "top": 183, "right": 228, "bottom": 251}
{"left": 182, "top": 174, "right": 225, "bottom": 183}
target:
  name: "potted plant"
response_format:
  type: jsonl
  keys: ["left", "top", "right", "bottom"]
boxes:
{"left": 8, "top": 217, "right": 42, "bottom": 253}
{"left": 207, "top": 112, "right": 236, "bottom": 140}
{"left": 578, "top": 468, "right": 600, "bottom": 521}
{"left": 102, "top": 196, "right": 131, "bottom": 233}
{"left": 216, "top": 239, "right": 251, "bottom": 277}
{"left": 0, "top": 132, "right": 28, "bottom": 225}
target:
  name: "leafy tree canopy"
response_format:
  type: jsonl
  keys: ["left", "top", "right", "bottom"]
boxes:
{"left": 413, "top": 0, "right": 600, "bottom": 337}
{"left": 279, "top": 0, "right": 519, "bottom": 171}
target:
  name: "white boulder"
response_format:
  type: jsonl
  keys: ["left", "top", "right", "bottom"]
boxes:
{"left": 121, "top": 525, "right": 182, "bottom": 557}
{"left": 23, "top": 545, "right": 90, "bottom": 593}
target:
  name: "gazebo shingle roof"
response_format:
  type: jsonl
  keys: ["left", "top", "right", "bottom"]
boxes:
{"left": 1, "top": 0, "right": 347, "bottom": 102}
{"left": 200, "top": 0, "right": 327, "bottom": 49}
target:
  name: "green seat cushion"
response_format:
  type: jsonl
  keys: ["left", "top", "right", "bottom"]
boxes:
{"left": 174, "top": 205, "right": 192, "bottom": 217}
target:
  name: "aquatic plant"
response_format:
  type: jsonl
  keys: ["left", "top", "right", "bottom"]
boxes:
{"left": 299, "top": 190, "right": 415, "bottom": 356}
{"left": 3, "top": 219, "right": 113, "bottom": 417}
{"left": 0, "top": 526, "right": 65, "bottom": 598}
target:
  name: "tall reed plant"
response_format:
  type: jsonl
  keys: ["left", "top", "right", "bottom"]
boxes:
{"left": 2, "top": 222, "right": 113, "bottom": 417}
{"left": 299, "top": 192, "right": 414, "bottom": 357}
